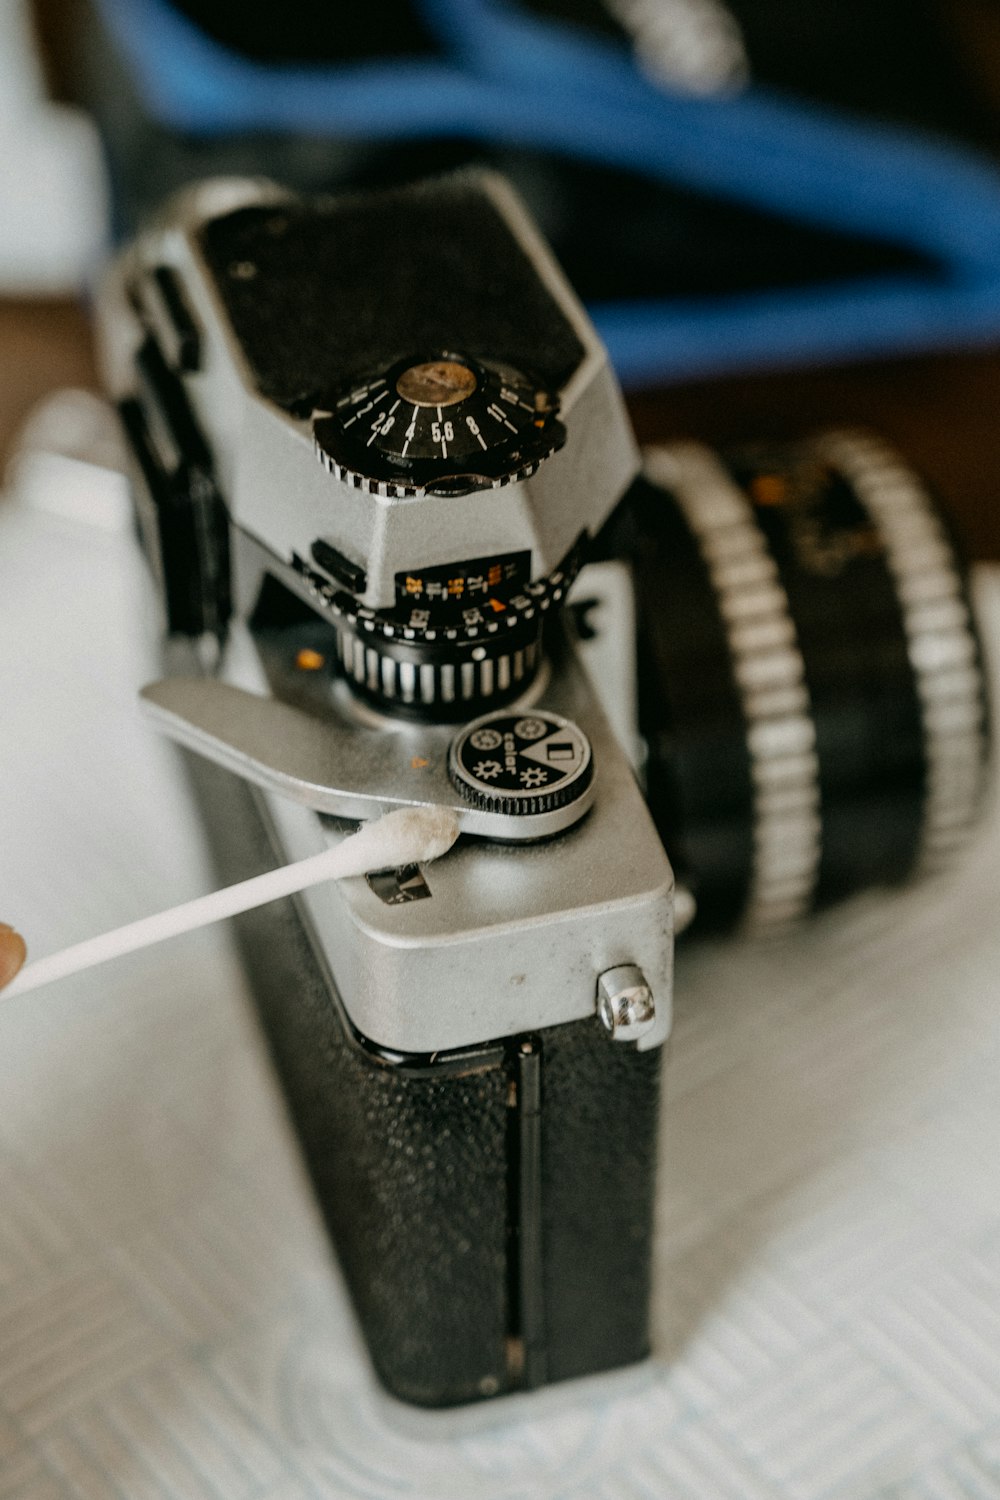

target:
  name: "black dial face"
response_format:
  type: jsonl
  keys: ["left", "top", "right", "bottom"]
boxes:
{"left": 314, "top": 352, "right": 565, "bottom": 495}
{"left": 450, "top": 711, "right": 594, "bottom": 815}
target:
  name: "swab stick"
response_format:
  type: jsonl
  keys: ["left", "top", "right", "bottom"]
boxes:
{"left": 3, "top": 805, "right": 460, "bottom": 999}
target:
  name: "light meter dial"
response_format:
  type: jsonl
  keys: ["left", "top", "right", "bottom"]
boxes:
{"left": 314, "top": 352, "right": 565, "bottom": 496}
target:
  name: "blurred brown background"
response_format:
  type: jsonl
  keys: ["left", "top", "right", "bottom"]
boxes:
{"left": 6, "top": 0, "right": 1000, "bottom": 559}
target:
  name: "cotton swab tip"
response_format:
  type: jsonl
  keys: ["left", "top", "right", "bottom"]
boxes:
{"left": 0, "top": 925, "right": 27, "bottom": 991}
{"left": 343, "top": 804, "right": 462, "bottom": 872}
{"left": 1, "top": 802, "right": 463, "bottom": 1002}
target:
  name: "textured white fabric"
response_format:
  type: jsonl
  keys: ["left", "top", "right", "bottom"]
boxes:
{"left": 1, "top": 469, "right": 999, "bottom": 1499}
{"left": 0, "top": 0, "right": 108, "bottom": 293}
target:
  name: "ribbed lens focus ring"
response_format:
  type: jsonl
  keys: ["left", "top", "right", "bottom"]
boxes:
{"left": 606, "top": 433, "right": 990, "bottom": 935}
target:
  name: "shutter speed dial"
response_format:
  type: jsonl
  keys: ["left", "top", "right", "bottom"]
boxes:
{"left": 314, "top": 352, "right": 565, "bottom": 496}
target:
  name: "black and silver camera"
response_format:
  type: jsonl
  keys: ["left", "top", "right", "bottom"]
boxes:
{"left": 101, "top": 172, "right": 673, "bottom": 1408}
{"left": 98, "top": 172, "right": 990, "bottom": 1408}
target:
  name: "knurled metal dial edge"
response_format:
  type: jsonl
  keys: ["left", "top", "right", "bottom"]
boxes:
{"left": 813, "top": 429, "right": 989, "bottom": 873}
{"left": 646, "top": 442, "right": 824, "bottom": 931}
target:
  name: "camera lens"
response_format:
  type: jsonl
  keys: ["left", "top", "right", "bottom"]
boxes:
{"left": 603, "top": 432, "right": 990, "bottom": 934}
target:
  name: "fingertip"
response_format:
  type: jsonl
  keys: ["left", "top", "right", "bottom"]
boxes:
{"left": 0, "top": 925, "right": 27, "bottom": 990}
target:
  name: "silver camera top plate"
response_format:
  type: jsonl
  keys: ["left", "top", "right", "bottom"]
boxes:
{"left": 191, "top": 620, "right": 674, "bottom": 1056}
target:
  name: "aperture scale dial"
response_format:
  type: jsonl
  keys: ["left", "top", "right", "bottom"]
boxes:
{"left": 313, "top": 352, "right": 565, "bottom": 497}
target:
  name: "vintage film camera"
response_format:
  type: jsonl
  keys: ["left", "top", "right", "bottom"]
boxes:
{"left": 101, "top": 172, "right": 673, "bottom": 1408}
{"left": 99, "top": 172, "right": 990, "bottom": 1408}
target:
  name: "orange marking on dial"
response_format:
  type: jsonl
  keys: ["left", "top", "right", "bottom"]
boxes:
{"left": 295, "top": 648, "right": 326, "bottom": 671}
{"left": 751, "top": 474, "right": 788, "bottom": 507}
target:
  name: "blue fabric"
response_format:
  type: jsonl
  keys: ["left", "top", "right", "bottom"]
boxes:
{"left": 93, "top": 0, "right": 1000, "bottom": 385}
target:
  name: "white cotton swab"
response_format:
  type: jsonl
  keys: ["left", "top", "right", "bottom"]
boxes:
{"left": 3, "top": 805, "right": 461, "bottom": 1000}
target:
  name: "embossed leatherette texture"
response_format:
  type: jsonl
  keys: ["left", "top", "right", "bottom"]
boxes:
{"left": 537, "top": 1015, "right": 662, "bottom": 1383}
{"left": 186, "top": 756, "right": 510, "bottom": 1407}
{"left": 198, "top": 179, "right": 586, "bottom": 411}
{"left": 184, "top": 751, "right": 663, "bottom": 1406}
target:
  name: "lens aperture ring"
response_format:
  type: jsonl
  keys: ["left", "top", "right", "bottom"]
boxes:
{"left": 645, "top": 443, "right": 823, "bottom": 932}
{"left": 812, "top": 430, "right": 989, "bottom": 872}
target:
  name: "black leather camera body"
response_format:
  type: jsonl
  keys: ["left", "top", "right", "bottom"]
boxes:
{"left": 100, "top": 172, "right": 674, "bottom": 1406}
{"left": 188, "top": 750, "right": 662, "bottom": 1406}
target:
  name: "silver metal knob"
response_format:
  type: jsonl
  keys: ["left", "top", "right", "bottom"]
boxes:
{"left": 596, "top": 966, "right": 656, "bottom": 1042}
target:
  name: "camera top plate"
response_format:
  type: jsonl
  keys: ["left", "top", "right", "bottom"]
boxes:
{"left": 196, "top": 619, "right": 674, "bottom": 1055}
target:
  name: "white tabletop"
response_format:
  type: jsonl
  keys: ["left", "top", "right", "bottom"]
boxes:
{"left": 1, "top": 456, "right": 998, "bottom": 1499}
